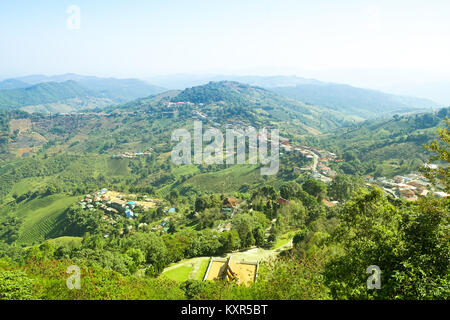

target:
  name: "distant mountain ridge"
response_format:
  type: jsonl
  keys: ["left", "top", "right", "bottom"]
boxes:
{"left": 146, "top": 74, "right": 322, "bottom": 90}
{"left": 147, "top": 74, "right": 440, "bottom": 119}
{"left": 0, "top": 81, "right": 93, "bottom": 110}
{"left": 0, "top": 79, "right": 31, "bottom": 91}
{"left": 271, "top": 83, "right": 439, "bottom": 119}
{"left": 0, "top": 74, "right": 166, "bottom": 112}
{"left": 0, "top": 73, "right": 441, "bottom": 118}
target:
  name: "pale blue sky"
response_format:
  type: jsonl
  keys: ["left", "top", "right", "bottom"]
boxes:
{"left": 1, "top": 0, "right": 449, "bottom": 88}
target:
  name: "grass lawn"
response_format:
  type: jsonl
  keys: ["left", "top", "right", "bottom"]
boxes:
{"left": 272, "top": 229, "right": 299, "bottom": 249}
{"left": 47, "top": 236, "right": 83, "bottom": 249}
{"left": 194, "top": 259, "right": 210, "bottom": 281}
{"left": 161, "top": 265, "right": 193, "bottom": 282}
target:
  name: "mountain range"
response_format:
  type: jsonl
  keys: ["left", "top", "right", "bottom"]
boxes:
{"left": 0, "top": 74, "right": 166, "bottom": 113}
{"left": 0, "top": 73, "right": 441, "bottom": 119}
{"left": 146, "top": 74, "right": 440, "bottom": 119}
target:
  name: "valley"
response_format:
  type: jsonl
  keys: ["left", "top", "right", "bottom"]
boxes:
{"left": 0, "top": 78, "right": 448, "bottom": 301}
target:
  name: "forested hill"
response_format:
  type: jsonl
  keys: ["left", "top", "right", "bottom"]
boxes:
{"left": 123, "top": 81, "right": 363, "bottom": 135}
{"left": 171, "top": 81, "right": 265, "bottom": 105}
{"left": 9, "top": 73, "right": 166, "bottom": 100}
{"left": 145, "top": 74, "right": 440, "bottom": 120}
{"left": 0, "top": 75, "right": 166, "bottom": 113}
{"left": 271, "top": 83, "right": 439, "bottom": 119}
{"left": 0, "top": 81, "right": 93, "bottom": 110}
{"left": 313, "top": 107, "right": 449, "bottom": 177}
{"left": 0, "top": 79, "right": 30, "bottom": 91}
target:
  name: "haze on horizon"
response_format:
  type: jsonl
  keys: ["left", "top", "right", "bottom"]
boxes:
{"left": 1, "top": 0, "right": 449, "bottom": 103}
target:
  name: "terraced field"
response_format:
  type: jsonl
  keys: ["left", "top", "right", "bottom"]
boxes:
{"left": 11, "top": 194, "right": 78, "bottom": 245}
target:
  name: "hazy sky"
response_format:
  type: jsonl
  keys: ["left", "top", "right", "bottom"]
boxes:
{"left": 1, "top": 0, "right": 449, "bottom": 89}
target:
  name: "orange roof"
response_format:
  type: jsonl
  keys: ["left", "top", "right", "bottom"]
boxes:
{"left": 223, "top": 197, "right": 238, "bottom": 208}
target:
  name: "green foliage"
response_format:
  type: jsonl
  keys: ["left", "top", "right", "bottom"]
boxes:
{"left": 423, "top": 117, "right": 450, "bottom": 192}
{"left": 180, "top": 280, "right": 206, "bottom": 299}
{"left": 328, "top": 174, "right": 364, "bottom": 202}
{"left": 324, "top": 188, "right": 449, "bottom": 299}
{"left": 0, "top": 270, "right": 35, "bottom": 300}
{"left": 64, "top": 205, "right": 104, "bottom": 236}
{"left": 277, "top": 200, "right": 308, "bottom": 230}
{"left": 121, "top": 232, "right": 169, "bottom": 277}
{"left": 0, "top": 216, "right": 21, "bottom": 244}
{"left": 302, "top": 179, "right": 327, "bottom": 200}
{"left": 280, "top": 181, "right": 301, "bottom": 200}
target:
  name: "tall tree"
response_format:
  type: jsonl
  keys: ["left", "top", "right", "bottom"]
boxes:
{"left": 423, "top": 117, "right": 449, "bottom": 192}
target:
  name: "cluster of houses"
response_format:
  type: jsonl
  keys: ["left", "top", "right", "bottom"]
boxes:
{"left": 167, "top": 101, "right": 195, "bottom": 106}
{"left": 78, "top": 188, "right": 184, "bottom": 235}
{"left": 280, "top": 140, "right": 339, "bottom": 183}
{"left": 78, "top": 189, "right": 161, "bottom": 219}
{"left": 150, "top": 208, "right": 177, "bottom": 233}
{"left": 111, "top": 151, "right": 151, "bottom": 159}
{"left": 365, "top": 171, "right": 448, "bottom": 201}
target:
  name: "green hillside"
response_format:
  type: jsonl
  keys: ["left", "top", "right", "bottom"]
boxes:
{"left": 272, "top": 83, "right": 439, "bottom": 119}
{"left": 0, "top": 194, "right": 78, "bottom": 244}
{"left": 0, "top": 81, "right": 93, "bottom": 110}
{"left": 0, "top": 75, "right": 166, "bottom": 113}
{"left": 314, "top": 108, "right": 449, "bottom": 177}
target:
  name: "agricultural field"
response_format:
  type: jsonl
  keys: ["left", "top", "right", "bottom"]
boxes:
{"left": 3, "top": 194, "right": 78, "bottom": 244}
{"left": 181, "top": 165, "right": 263, "bottom": 193}
{"left": 46, "top": 236, "right": 82, "bottom": 249}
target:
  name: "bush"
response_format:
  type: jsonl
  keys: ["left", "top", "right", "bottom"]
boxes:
{"left": 0, "top": 270, "right": 35, "bottom": 300}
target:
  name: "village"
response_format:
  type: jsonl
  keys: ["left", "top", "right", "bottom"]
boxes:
{"left": 277, "top": 138, "right": 339, "bottom": 184}
{"left": 79, "top": 188, "right": 158, "bottom": 216}
{"left": 275, "top": 136, "right": 448, "bottom": 202}
{"left": 78, "top": 188, "right": 181, "bottom": 233}
{"left": 175, "top": 100, "right": 341, "bottom": 184}
{"left": 111, "top": 151, "right": 151, "bottom": 159}
{"left": 364, "top": 169, "right": 449, "bottom": 201}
